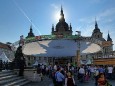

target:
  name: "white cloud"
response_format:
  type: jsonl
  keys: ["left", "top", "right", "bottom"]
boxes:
{"left": 79, "top": 8, "right": 115, "bottom": 24}
{"left": 96, "top": 8, "right": 115, "bottom": 24}
{"left": 99, "top": 8, "right": 115, "bottom": 18}
{"left": 51, "top": 4, "right": 59, "bottom": 10}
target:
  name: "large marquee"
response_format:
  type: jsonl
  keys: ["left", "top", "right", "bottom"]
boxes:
{"left": 23, "top": 39, "right": 101, "bottom": 57}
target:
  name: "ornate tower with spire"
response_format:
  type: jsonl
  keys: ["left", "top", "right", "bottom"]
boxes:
{"left": 52, "top": 24, "right": 54, "bottom": 32}
{"left": 26, "top": 25, "right": 35, "bottom": 38}
{"left": 106, "top": 32, "right": 113, "bottom": 51}
{"left": 107, "top": 32, "right": 112, "bottom": 41}
{"left": 52, "top": 6, "right": 72, "bottom": 36}
{"left": 91, "top": 19, "right": 104, "bottom": 40}
{"left": 59, "top": 6, "right": 65, "bottom": 22}
{"left": 91, "top": 19, "right": 113, "bottom": 57}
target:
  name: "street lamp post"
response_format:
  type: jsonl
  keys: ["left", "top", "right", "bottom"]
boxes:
{"left": 76, "top": 31, "right": 81, "bottom": 67}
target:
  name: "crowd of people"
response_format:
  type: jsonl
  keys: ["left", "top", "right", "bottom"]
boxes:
{"left": 0, "top": 59, "right": 114, "bottom": 86}
{"left": 0, "top": 60, "right": 10, "bottom": 71}
{"left": 78, "top": 65, "right": 114, "bottom": 86}
{"left": 35, "top": 63, "right": 114, "bottom": 86}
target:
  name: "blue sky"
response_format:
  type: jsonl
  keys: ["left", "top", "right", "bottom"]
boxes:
{"left": 0, "top": 0, "right": 115, "bottom": 49}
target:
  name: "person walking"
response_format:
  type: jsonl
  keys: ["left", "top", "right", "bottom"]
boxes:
{"left": 19, "top": 56, "right": 26, "bottom": 76}
{"left": 78, "top": 66, "right": 85, "bottom": 82}
{"left": 94, "top": 66, "right": 99, "bottom": 86}
{"left": 55, "top": 67, "right": 65, "bottom": 86}
{"left": 107, "top": 65, "right": 113, "bottom": 79}
{"left": 65, "top": 72, "right": 75, "bottom": 86}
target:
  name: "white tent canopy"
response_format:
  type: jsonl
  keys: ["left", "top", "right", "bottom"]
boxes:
{"left": 23, "top": 39, "right": 101, "bottom": 57}
{"left": 0, "top": 52, "right": 11, "bottom": 62}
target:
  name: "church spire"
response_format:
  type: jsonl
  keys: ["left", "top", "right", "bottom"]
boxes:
{"left": 70, "top": 23, "right": 72, "bottom": 30}
{"left": 107, "top": 31, "right": 112, "bottom": 41}
{"left": 95, "top": 18, "right": 98, "bottom": 29}
{"left": 52, "top": 24, "right": 54, "bottom": 32}
{"left": 30, "top": 20, "right": 33, "bottom": 33}
{"left": 61, "top": 5, "right": 63, "bottom": 15}
{"left": 59, "top": 5, "right": 65, "bottom": 22}
{"left": 92, "top": 18, "right": 102, "bottom": 39}
{"left": 26, "top": 24, "right": 35, "bottom": 38}
{"left": 30, "top": 24, "right": 32, "bottom": 32}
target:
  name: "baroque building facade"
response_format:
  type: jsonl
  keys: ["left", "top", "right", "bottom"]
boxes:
{"left": 24, "top": 7, "right": 114, "bottom": 66}
{"left": 51, "top": 6, "right": 113, "bottom": 58}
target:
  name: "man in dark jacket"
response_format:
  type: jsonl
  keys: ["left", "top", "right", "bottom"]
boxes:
{"left": 19, "top": 56, "right": 26, "bottom": 76}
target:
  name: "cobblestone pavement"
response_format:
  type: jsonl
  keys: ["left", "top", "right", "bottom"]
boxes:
{"left": 25, "top": 76, "right": 53, "bottom": 86}
{"left": 25, "top": 75, "right": 115, "bottom": 86}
